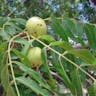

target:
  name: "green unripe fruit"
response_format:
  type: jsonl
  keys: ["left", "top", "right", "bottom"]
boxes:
{"left": 27, "top": 47, "right": 42, "bottom": 68}
{"left": 26, "top": 16, "right": 47, "bottom": 37}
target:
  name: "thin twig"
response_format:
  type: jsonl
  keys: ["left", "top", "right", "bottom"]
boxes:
{"left": 30, "top": 35, "right": 96, "bottom": 82}
{"left": 7, "top": 32, "right": 25, "bottom": 96}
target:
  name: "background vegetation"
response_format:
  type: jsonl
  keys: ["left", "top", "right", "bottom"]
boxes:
{"left": 0, "top": 0, "right": 96, "bottom": 96}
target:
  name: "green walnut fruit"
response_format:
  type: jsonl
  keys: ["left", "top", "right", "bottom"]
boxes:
{"left": 26, "top": 16, "right": 47, "bottom": 37}
{"left": 27, "top": 47, "right": 42, "bottom": 68}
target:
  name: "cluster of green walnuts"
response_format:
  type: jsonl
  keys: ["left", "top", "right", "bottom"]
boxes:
{"left": 26, "top": 16, "right": 47, "bottom": 68}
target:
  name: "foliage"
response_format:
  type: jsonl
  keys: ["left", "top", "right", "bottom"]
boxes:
{"left": 0, "top": 0, "right": 96, "bottom": 96}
